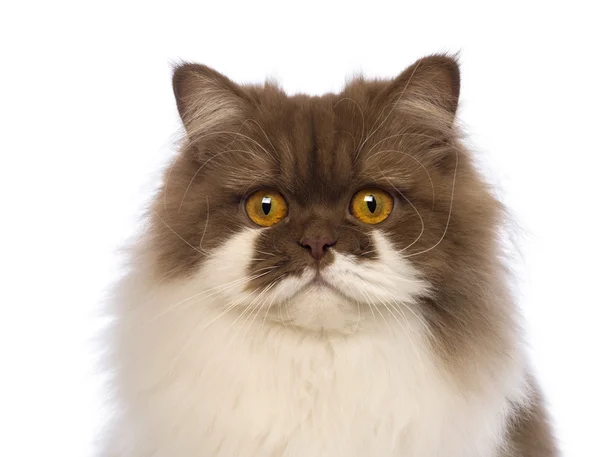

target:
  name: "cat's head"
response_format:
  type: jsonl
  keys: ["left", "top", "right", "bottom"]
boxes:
{"left": 148, "top": 55, "right": 511, "bottom": 355}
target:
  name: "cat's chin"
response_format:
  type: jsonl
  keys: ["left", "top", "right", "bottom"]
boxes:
{"left": 273, "top": 282, "right": 362, "bottom": 333}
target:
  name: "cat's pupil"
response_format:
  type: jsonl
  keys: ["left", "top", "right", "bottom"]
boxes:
{"left": 365, "top": 195, "right": 376, "bottom": 213}
{"left": 261, "top": 197, "right": 272, "bottom": 215}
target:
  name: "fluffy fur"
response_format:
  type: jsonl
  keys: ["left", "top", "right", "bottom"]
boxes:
{"left": 100, "top": 55, "right": 557, "bottom": 456}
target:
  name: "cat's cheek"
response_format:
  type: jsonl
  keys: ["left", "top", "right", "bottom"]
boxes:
{"left": 369, "top": 230, "right": 430, "bottom": 300}
{"left": 322, "top": 230, "right": 430, "bottom": 306}
{"left": 191, "top": 227, "right": 265, "bottom": 309}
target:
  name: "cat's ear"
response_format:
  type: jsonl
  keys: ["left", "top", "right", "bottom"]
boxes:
{"left": 172, "top": 63, "right": 248, "bottom": 138}
{"left": 386, "top": 54, "right": 460, "bottom": 124}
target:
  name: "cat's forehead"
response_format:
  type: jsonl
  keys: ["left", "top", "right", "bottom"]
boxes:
{"left": 214, "top": 92, "right": 399, "bottom": 202}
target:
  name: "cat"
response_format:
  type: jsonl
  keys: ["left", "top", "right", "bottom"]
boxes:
{"left": 100, "top": 54, "right": 558, "bottom": 456}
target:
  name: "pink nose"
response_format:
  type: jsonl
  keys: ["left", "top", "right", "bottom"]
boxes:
{"left": 299, "top": 237, "right": 337, "bottom": 261}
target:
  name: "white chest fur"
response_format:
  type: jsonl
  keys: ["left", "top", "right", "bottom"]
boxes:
{"left": 104, "top": 229, "right": 527, "bottom": 457}
{"left": 106, "top": 291, "right": 522, "bottom": 457}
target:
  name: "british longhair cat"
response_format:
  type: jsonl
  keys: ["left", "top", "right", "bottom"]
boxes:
{"left": 101, "top": 55, "right": 557, "bottom": 456}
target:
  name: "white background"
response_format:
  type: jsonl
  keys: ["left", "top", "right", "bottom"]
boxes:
{"left": 1, "top": 1, "right": 598, "bottom": 456}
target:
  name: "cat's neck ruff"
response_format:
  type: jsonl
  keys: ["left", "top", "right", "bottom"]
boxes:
{"left": 107, "top": 261, "right": 529, "bottom": 457}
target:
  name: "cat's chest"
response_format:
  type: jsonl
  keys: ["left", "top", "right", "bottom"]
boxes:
{"left": 166, "top": 318, "right": 498, "bottom": 457}
{"left": 118, "top": 301, "right": 509, "bottom": 457}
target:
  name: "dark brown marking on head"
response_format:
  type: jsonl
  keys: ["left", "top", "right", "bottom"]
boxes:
{"left": 148, "top": 55, "right": 521, "bottom": 384}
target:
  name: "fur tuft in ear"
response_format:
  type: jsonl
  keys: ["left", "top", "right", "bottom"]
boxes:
{"left": 172, "top": 63, "right": 247, "bottom": 139}
{"left": 386, "top": 54, "right": 461, "bottom": 129}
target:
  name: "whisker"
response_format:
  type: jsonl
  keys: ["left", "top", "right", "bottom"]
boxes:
{"left": 224, "top": 284, "right": 274, "bottom": 350}
{"left": 378, "top": 170, "right": 425, "bottom": 253}
{"left": 349, "top": 300, "right": 362, "bottom": 335}
{"left": 334, "top": 97, "right": 365, "bottom": 152}
{"left": 147, "top": 270, "right": 273, "bottom": 322}
{"left": 197, "top": 290, "right": 255, "bottom": 331}
{"left": 163, "top": 292, "right": 250, "bottom": 378}
{"left": 177, "top": 148, "right": 268, "bottom": 213}
{"left": 165, "top": 292, "right": 257, "bottom": 378}
{"left": 153, "top": 210, "right": 207, "bottom": 257}
{"left": 261, "top": 282, "right": 280, "bottom": 331}
{"left": 333, "top": 129, "right": 357, "bottom": 152}
{"left": 348, "top": 233, "right": 361, "bottom": 254}
{"left": 379, "top": 299, "right": 405, "bottom": 332}
{"left": 361, "top": 131, "right": 459, "bottom": 257}
{"left": 384, "top": 298, "right": 424, "bottom": 369}
{"left": 363, "top": 290, "right": 392, "bottom": 335}
{"left": 355, "top": 60, "right": 423, "bottom": 160}
{"left": 252, "top": 265, "right": 279, "bottom": 274}
{"left": 198, "top": 195, "right": 210, "bottom": 253}
{"left": 390, "top": 298, "right": 433, "bottom": 339}
{"left": 366, "top": 148, "right": 435, "bottom": 211}
{"left": 244, "top": 119, "right": 278, "bottom": 159}
{"left": 404, "top": 138, "right": 459, "bottom": 258}
{"left": 186, "top": 129, "right": 277, "bottom": 164}
{"left": 242, "top": 282, "right": 277, "bottom": 343}
{"left": 359, "top": 249, "right": 377, "bottom": 257}
{"left": 162, "top": 149, "right": 185, "bottom": 213}
{"left": 254, "top": 249, "right": 276, "bottom": 257}
{"left": 355, "top": 287, "right": 376, "bottom": 322}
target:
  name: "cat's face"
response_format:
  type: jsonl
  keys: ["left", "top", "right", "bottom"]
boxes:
{"left": 150, "top": 56, "right": 507, "bottom": 348}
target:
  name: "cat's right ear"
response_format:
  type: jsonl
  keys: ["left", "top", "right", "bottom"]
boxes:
{"left": 172, "top": 63, "right": 248, "bottom": 139}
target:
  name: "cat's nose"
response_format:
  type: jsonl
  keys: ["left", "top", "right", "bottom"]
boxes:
{"left": 299, "top": 237, "right": 337, "bottom": 261}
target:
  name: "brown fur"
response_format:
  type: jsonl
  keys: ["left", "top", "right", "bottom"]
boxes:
{"left": 502, "top": 381, "right": 559, "bottom": 456}
{"left": 147, "top": 54, "right": 557, "bottom": 455}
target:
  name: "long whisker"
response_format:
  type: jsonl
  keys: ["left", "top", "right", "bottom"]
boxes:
{"left": 166, "top": 291, "right": 255, "bottom": 378}
{"left": 359, "top": 249, "right": 377, "bottom": 257}
{"left": 348, "top": 233, "right": 361, "bottom": 254}
{"left": 153, "top": 210, "right": 207, "bottom": 258}
{"left": 283, "top": 299, "right": 294, "bottom": 327}
{"left": 225, "top": 285, "right": 272, "bottom": 333}
{"left": 404, "top": 138, "right": 459, "bottom": 258}
{"left": 198, "top": 195, "right": 210, "bottom": 253}
{"left": 186, "top": 129, "right": 278, "bottom": 164}
{"left": 252, "top": 265, "right": 280, "bottom": 274}
{"left": 390, "top": 298, "right": 433, "bottom": 339}
{"left": 383, "top": 298, "right": 424, "bottom": 369}
{"left": 147, "top": 270, "right": 273, "bottom": 323}
{"left": 177, "top": 148, "right": 268, "bottom": 213}
{"left": 261, "top": 283, "right": 280, "bottom": 331}
{"left": 349, "top": 300, "right": 362, "bottom": 335}
{"left": 254, "top": 249, "right": 276, "bottom": 257}
{"left": 244, "top": 119, "right": 278, "bottom": 158}
{"left": 361, "top": 131, "right": 459, "bottom": 257}
{"left": 355, "top": 60, "right": 422, "bottom": 159}
{"left": 366, "top": 148, "right": 435, "bottom": 210}
{"left": 163, "top": 149, "right": 185, "bottom": 212}
{"left": 363, "top": 290, "right": 392, "bottom": 335}
{"left": 334, "top": 97, "right": 365, "bottom": 153}
{"left": 378, "top": 170, "right": 425, "bottom": 253}
{"left": 197, "top": 289, "right": 258, "bottom": 331}
{"left": 354, "top": 287, "right": 376, "bottom": 322}
{"left": 165, "top": 273, "right": 282, "bottom": 377}
{"left": 224, "top": 284, "right": 274, "bottom": 350}
{"left": 242, "top": 282, "right": 277, "bottom": 343}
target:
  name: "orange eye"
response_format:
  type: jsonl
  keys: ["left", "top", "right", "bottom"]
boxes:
{"left": 350, "top": 188, "right": 394, "bottom": 224}
{"left": 245, "top": 189, "right": 288, "bottom": 227}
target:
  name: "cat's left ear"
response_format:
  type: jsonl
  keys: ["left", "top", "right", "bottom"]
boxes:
{"left": 386, "top": 54, "right": 461, "bottom": 125}
{"left": 172, "top": 63, "right": 249, "bottom": 139}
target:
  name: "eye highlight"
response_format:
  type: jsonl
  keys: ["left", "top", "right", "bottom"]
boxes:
{"left": 245, "top": 189, "right": 288, "bottom": 227}
{"left": 350, "top": 188, "right": 393, "bottom": 224}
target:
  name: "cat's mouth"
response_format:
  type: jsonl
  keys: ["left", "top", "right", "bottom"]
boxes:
{"left": 306, "top": 272, "right": 356, "bottom": 302}
{"left": 265, "top": 263, "right": 367, "bottom": 307}
{"left": 310, "top": 271, "right": 335, "bottom": 288}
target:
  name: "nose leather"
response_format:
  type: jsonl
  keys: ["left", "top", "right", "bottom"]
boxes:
{"left": 299, "top": 237, "right": 337, "bottom": 261}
